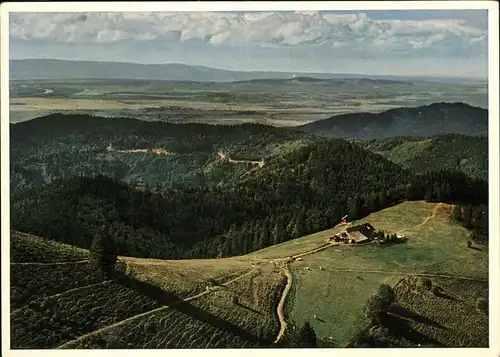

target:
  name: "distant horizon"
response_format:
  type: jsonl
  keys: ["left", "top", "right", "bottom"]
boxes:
{"left": 9, "top": 57, "right": 488, "bottom": 81}
{"left": 9, "top": 10, "right": 488, "bottom": 79}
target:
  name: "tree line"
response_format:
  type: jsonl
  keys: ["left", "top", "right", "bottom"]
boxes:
{"left": 452, "top": 203, "right": 488, "bottom": 243}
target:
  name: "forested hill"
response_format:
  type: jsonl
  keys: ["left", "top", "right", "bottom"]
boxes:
{"left": 363, "top": 134, "right": 488, "bottom": 181}
{"left": 297, "top": 102, "right": 487, "bottom": 139}
{"left": 10, "top": 113, "right": 299, "bottom": 150}
{"left": 12, "top": 134, "right": 487, "bottom": 261}
{"left": 10, "top": 113, "right": 306, "bottom": 195}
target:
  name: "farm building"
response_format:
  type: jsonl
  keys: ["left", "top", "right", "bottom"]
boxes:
{"left": 344, "top": 223, "right": 377, "bottom": 243}
{"left": 326, "top": 223, "right": 379, "bottom": 244}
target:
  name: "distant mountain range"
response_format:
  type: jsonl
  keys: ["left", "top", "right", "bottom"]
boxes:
{"left": 297, "top": 102, "right": 488, "bottom": 139}
{"left": 9, "top": 59, "right": 485, "bottom": 84}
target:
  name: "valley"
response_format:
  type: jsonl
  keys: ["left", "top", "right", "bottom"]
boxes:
{"left": 9, "top": 75, "right": 487, "bottom": 125}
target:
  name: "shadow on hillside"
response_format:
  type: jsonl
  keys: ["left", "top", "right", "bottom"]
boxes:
{"left": 432, "top": 288, "right": 458, "bottom": 301}
{"left": 468, "top": 246, "right": 482, "bottom": 251}
{"left": 112, "top": 272, "right": 270, "bottom": 347}
{"left": 235, "top": 302, "right": 264, "bottom": 316}
{"left": 390, "top": 305, "right": 447, "bottom": 330}
{"left": 382, "top": 314, "right": 444, "bottom": 347}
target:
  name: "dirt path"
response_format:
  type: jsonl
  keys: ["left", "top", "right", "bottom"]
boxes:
{"left": 274, "top": 262, "right": 293, "bottom": 344}
{"left": 218, "top": 151, "right": 264, "bottom": 168}
{"left": 400, "top": 203, "right": 443, "bottom": 233}
{"left": 11, "top": 260, "right": 89, "bottom": 266}
{"left": 291, "top": 241, "right": 350, "bottom": 260}
{"left": 270, "top": 234, "right": 353, "bottom": 343}
{"left": 56, "top": 266, "right": 259, "bottom": 349}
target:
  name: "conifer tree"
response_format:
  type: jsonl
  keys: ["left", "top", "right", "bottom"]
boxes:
{"left": 378, "top": 191, "right": 388, "bottom": 210}
{"left": 291, "top": 211, "right": 306, "bottom": 239}
{"left": 463, "top": 205, "right": 473, "bottom": 229}
{"left": 259, "top": 218, "right": 270, "bottom": 248}
{"left": 452, "top": 205, "right": 462, "bottom": 222}
{"left": 347, "top": 195, "right": 361, "bottom": 221}
{"left": 90, "top": 228, "right": 117, "bottom": 275}
{"left": 297, "top": 321, "right": 317, "bottom": 348}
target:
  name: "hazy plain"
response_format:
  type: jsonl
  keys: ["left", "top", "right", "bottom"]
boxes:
{"left": 9, "top": 78, "right": 488, "bottom": 125}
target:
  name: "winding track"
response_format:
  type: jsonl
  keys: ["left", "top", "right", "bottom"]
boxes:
{"left": 274, "top": 263, "right": 293, "bottom": 344}
{"left": 400, "top": 202, "right": 444, "bottom": 233}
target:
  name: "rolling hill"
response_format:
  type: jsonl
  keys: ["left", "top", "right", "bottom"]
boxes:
{"left": 10, "top": 230, "right": 283, "bottom": 349}
{"left": 11, "top": 112, "right": 488, "bottom": 262}
{"left": 363, "top": 134, "right": 488, "bottom": 180}
{"left": 11, "top": 112, "right": 488, "bottom": 198}
{"left": 9, "top": 113, "right": 306, "bottom": 195}
{"left": 10, "top": 137, "right": 409, "bottom": 260}
{"left": 297, "top": 102, "right": 488, "bottom": 139}
{"left": 10, "top": 200, "right": 488, "bottom": 348}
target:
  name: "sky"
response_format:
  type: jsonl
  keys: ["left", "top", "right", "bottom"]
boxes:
{"left": 9, "top": 10, "right": 489, "bottom": 79}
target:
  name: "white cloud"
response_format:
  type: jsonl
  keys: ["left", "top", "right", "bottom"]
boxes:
{"left": 9, "top": 11, "right": 487, "bottom": 58}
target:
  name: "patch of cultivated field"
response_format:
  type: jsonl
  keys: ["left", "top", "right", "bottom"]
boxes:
{"left": 9, "top": 97, "right": 332, "bottom": 114}
{"left": 391, "top": 276, "right": 488, "bottom": 347}
{"left": 11, "top": 230, "right": 285, "bottom": 348}
{"left": 60, "top": 303, "right": 259, "bottom": 349}
{"left": 11, "top": 280, "right": 163, "bottom": 348}
{"left": 59, "top": 263, "right": 284, "bottom": 349}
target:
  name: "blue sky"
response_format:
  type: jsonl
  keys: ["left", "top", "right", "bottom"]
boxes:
{"left": 9, "top": 10, "right": 488, "bottom": 78}
{"left": 327, "top": 10, "right": 487, "bottom": 27}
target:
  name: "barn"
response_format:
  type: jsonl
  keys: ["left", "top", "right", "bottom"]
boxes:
{"left": 344, "top": 223, "right": 377, "bottom": 243}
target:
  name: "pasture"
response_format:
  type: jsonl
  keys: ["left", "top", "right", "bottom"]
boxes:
{"left": 277, "top": 201, "right": 488, "bottom": 345}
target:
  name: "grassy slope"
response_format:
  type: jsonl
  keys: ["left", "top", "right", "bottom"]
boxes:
{"left": 250, "top": 201, "right": 488, "bottom": 346}
{"left": 11, "top": 231, "right": 90, "bottom": 263}
{"left": 10, "top": 231, "right": 282, "bottom": 349}
{"left": 64, "top": 263, "right": 284, "bottom": 349}
{"left": 122, "top": 256, "right": 259, "bottom": 298}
